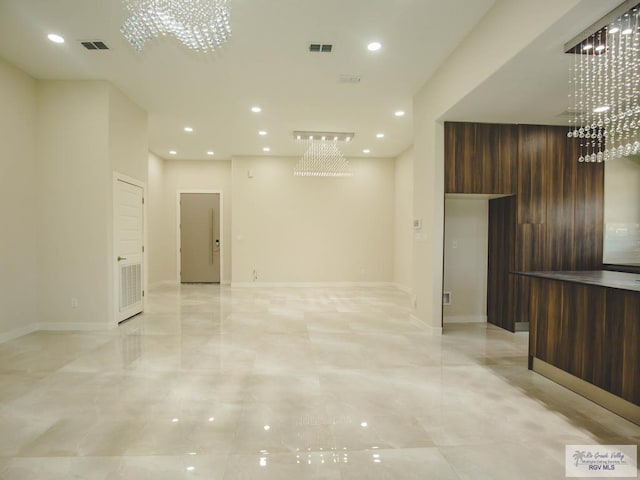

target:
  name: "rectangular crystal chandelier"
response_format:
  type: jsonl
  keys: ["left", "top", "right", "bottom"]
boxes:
{"left": 121, "top": 0, "right": 232, "bottom": 53}
{"left": 293, "top": 131, "right": 355, "bottom": 177}
{"left": 566, "top": 1, "right": 640, "bottom": 163}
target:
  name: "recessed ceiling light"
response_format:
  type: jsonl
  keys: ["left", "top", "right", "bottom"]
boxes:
{"left": 595, "top": 45, "right": 606, "bottom": 52}
{"left": 169, "top": 150, "right": 177, "bottom": 155}
{"left": 262, "top": 147, "right": 270, "bottom": 152}
{"left": 394, "top": 111, "right": 405, "bottom": 117}
{"left": 207, "top": 151, "right": 214, "bottom": 156}
{"left": 48, "top": 33, "right": 65, "bottom": 44}
{"left": 622, "top": 28, "right": 633, "bottom": 35}
{"left": 376, "top": 133, "right": 385, "bottom": 138}
{"left": 186, "top": 466, "right": 195, "bottom": 471}
{"left": 251, "top": 106, "right": 262, "bottom": 113}
{"left": 184, "top": 126, "right": 193, "bottom": 133}
{"left": 609, "top": 27, "right": 620, "bottom": 34}
{"left": 363, "top": 149, "right": 371, "bottom": 154}
{"left": 367, "top": 41, "right": 382, "bottom": 51}
{"left": 582, "top": 44, "right": 593, "bottom": 51}
{"left": 593, "top": 105, "right": 610, "bottom": 113}
{"left": 258, "top": 130, "right": 267, "bottom": 136}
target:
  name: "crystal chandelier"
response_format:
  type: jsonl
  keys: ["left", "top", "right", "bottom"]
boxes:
{"left": 121, "top": 0, "right": 232, "bottom": 53}
{"left": 293, "top": 131, "right": 354, "bottom": 177}
{"left": 567, "top": 2, "right": 640, "bottom": 162}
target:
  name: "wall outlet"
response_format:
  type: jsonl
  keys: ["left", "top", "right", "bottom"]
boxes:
{"left": 442, "top": 292, "right": 452, "bottom": 305}
{"left": 452, "top": 240, "right": 458, "bottom": 249}
{"left": 71, "top": 297, "right": 79, "bottom": 309}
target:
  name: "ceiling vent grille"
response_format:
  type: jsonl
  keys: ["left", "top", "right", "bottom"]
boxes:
{"left": 338, "top": 74, "right": 361, "bottom": 84}
{"left": 309, "top": 43, "right": 333, "bottom": 53}
{"left": 81, "top": 41, "right": 109, "bottom": 50}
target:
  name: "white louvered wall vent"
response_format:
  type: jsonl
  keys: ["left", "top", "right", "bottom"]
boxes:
{"left": 120, "top": 263, "right": 142, "bottom": 310}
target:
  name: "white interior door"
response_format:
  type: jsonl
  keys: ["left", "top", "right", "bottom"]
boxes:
{"left": 115, "top": 179, "right": 144, "bottom": 322}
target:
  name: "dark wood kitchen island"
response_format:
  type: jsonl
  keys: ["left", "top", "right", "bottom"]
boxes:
{"left": 519, "top": 270, "right": 640, "bottom": 425}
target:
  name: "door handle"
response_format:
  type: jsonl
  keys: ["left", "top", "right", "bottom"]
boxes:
{"left": 215, "top": 239, "right": 220, "bottom": 246}
{"left": 117, "top": 256, "right": 127, "bottom": 261}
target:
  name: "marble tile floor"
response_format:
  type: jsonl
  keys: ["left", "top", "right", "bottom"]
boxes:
{"left": 0, "top": 283, "right": 638, "bottom": 479}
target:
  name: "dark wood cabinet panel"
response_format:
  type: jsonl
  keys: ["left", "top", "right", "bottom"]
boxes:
{"left": 444, "top": 122, "right": 475, "bottom": 193}
{"left": 515, "top": 224, "right": 546, "bottom": 272}
{"left": 496, "top": 125, "right": 518, "bottom": 194}
{"left": 444, "top": 122, "right": 517, "bottom": 194}
{"left": 444, "top": 122, "right": 604, "bottom": 332}
{"left": 517, "top": 125, "right": 548, "bottom": 224}
{"left": 528, "top": 277, "right": 639, "bottom": 406}
{"left": 606, "top": 290, "right": 640, "bottom": 404}
{"left": 487, "top": 196, "right": 516, "bottom": 330}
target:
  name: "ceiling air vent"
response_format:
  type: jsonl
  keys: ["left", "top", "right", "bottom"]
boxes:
{"left": 308, "top": 43, "right": 333, "bottom": 53}
{"left": 81, "top": 40, "right": 109, "bottom": 50}
{"left": 338, "top": 74, "right": 361, "bottom": 84}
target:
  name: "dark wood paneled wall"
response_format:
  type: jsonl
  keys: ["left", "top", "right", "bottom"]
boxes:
{"left": 444, "top": 122, "right": 604, "bottom": 331}
{"left": 528, "top": 277, "right": 640, "bottom": 406}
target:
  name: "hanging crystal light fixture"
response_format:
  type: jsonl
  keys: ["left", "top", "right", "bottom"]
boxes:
{"left": 293, "top": 131, "right": 354, "bottom": 177}
{"left": 566, "top": 1, "right": 640, "bottom": 162}
{"left": 121, "top": 0, "right": 232, "bottom": 53}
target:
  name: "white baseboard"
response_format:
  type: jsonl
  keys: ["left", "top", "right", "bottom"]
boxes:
{"left": 392, "top": 283, "right": 413, "bottom": 295}
{"left": 0, "top": 323, "right": 38, "bottom": 344}
{"left": 230, "top": 281, "right": 396, "bottom": 288}
{"left": 148, "top": 280, "right": 178, "bottom": 288}
{"left": 410, "top": 314, "right": 443, "bottom": 336}
{"left": 443, "top": 315, "right": 487, "bottom": 324}
{"left": 36, "top": 322, "right": 114, "bottom": 332}
{"left": 0, "top": 321, "right": 112, "bottom": 344}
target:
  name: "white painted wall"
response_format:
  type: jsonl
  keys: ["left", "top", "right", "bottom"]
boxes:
{"left": 108, "top": 86, "right": 148, "bottom": 182}
{"left": 0, "top": 57, "right": 38, "bottom": 340}
{"left": 603, "top": 155, "right": 640, "bottom": 264}
{"left": 149, "top": 159, "right": 233, "bottom": 284}
{"left": 412, "top": 0, "right": 581, "bottom": 333}
{"left": 36, "top": 80, "right": 148, "bottom": 329}
{"left": 443, "top": 198, "right": 488, "bottom": 323}
{"left": 147, "top": 152, "right": 167, "bottom": 285}
{"left": 231, "top": 156, "right": 394, "bottom": 284}
{"left": 107, "top": 85, "right": 148, "bottom": 315}
{"left": 36, "top": 81, "right": 112, "bottom": 328}
{"left": 394, "top": 147, "right": 414, "bottom": 292}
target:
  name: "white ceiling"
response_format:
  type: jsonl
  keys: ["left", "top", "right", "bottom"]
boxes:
{"left": 0, "top": 0, "right": 496, "bottom": 160}
{"left": 0, "top": 0, "right": 628, "bottom": 160}
{"left": 443, "top": 0, "right": 622, "bottom": 126}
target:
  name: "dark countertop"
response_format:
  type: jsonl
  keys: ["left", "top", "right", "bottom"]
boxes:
{"left": 517, "top": 270, "right": 640, "bottom": 292}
